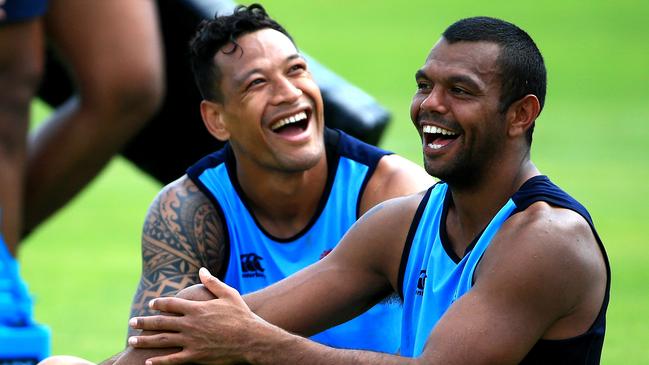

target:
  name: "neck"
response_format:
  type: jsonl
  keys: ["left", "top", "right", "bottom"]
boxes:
{"left": 445, "top": 154, "right": 539, "bottom": 257}
{"left": 235, "top": 155, "right": 328, "bottom": 239}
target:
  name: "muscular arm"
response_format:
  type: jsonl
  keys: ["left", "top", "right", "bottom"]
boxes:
{"left": 410, "top": 203, "right": 608, "bottom": 364}
{"left": 129, "top": 200, "right": 606, "bottom": 365}
{"left": 245, "top": 195, "right": 419, "bottom": 335}
{"left": 108, "top": 176, "right": 226, "bottom": 365}
{"left": 128, "top": 194, "right": 423, "bottom": 363}
{"left": 129, "top": 176, "right": 226, "bottom": 330}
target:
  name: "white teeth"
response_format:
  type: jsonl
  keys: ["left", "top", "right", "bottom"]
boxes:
{"left": 271, "top": 111, "right": 308, "bottom": 130}
{"left": 427, "top": 143, "right": 444, "bottom": 150}
{"left": 422, "top": 125, "right": 456, "bottom": 136}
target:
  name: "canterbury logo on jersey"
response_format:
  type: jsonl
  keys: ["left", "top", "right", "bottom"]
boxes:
{"left": 240, "top": 253, "right": 266, "bottom": 278}
{"left": 416, "top": 269, "right": 427, "bottom": 296}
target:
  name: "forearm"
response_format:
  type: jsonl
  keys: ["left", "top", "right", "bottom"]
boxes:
{"left": 247, "top": 323, "right": 416, "bottom": 365}
{"left": 242, "top": 261, "right": 388, "bottom": 338}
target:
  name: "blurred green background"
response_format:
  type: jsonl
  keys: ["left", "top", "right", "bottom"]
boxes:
{"left": 19, "top": 0, "right": 649, "bottom": 362}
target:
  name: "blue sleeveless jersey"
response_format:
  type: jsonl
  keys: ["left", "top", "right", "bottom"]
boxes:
{"left": 187, "top": 129, "right": 402, "bottom": 353}
{"left": 398, "top": 176, "right": 610, "bottom": 363}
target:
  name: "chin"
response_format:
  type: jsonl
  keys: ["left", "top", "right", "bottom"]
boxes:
{"left": 279, "top": 148, "right": 324, "bottom": 173}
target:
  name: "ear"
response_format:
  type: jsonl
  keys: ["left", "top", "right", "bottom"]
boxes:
{"left": 200, "top": 100, "right": 230, "bottom": 141}
{"left": 505, "top": 94, "right": 541, "bottom": 138}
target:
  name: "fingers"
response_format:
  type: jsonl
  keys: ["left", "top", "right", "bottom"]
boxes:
{"left": 148, "top": 296, "right": 196, "bottom": 314}
{"left": 129, "top": 314, "right": 182, "bottom": 332}
{"left": 176, "top": 283, "right": 217, "bottom": 301}
{"left": 199, "top": 267, "right": 240, "bottom": 300}
{"left": 127, "top": 332, "right": 183, "bottom": 349}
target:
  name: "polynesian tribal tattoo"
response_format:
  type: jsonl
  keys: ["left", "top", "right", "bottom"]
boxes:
{"left": 129, "top": 178, "right": 225, "bottom": 334}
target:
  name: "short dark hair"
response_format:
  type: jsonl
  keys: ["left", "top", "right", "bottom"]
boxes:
{"left": 443, "top": 17, "right": 546, "bottom": 144}
{"left": 189, "top": 4, "right": 294, "bottom": 102}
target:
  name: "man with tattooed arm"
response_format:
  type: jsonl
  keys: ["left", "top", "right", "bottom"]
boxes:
{"left": 39, "top": 4, "right": 432, "bottom": 364}
{"left": 126, "top": 15, "right": 610, "bottom": 365}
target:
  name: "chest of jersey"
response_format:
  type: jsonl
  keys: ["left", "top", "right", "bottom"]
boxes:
{"left": 189, "top": 132, "right": 402, "bottom": 353}
{"left": 400, "top": 184, "right": 517, "bottom": 357}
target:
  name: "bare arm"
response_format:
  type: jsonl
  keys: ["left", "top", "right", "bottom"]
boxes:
{"left": 112, "top": 176, "right": 227, "bottom": 365}
{"left": 245, "top": 196, "right": 419, "bottom": 335}
{"left": 128, "top": 176, "right": 226, "bottom": 330}
{"left": 23, "top": 0, "right": 163, "bottom": 235}
{"left": 127, "top": 200, "right": 605, "bottom": 365}
{"left": 415, "top": 203, "right": 607, "bottom": 364}
{"left": 127, "top": 194, "right": 423, "bottom": 363}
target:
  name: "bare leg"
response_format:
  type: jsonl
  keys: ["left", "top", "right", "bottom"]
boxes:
{"left": 0, "top": 19, "right": 44, "bottom": 255}
{"left": 24, "top": 0, "right": 165, "bottom": 235}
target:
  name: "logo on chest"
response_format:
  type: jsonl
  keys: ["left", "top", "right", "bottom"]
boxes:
{"left": 240, "top": 253, "right": 266, "bottom": 278}
{"left": 416, "top": 269, "right": 427, "bottom": 296}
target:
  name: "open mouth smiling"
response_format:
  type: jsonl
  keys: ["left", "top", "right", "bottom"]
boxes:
{"left": 270, "top": 110, "right": 309, "bottom": 134}
{"left": 422, "top": 124, "right": 459, "bottom": 150}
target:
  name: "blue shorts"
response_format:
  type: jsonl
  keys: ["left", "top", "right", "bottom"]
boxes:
{"left": 1, "top": 0, "right": 48, "bottom": 24}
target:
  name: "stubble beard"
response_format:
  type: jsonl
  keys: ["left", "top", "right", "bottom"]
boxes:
{"left": 425, "top": 131, "right": 505, "bottom": 190}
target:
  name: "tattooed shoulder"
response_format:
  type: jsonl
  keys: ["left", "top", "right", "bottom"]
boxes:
{"left": 131, "top": 176, "right": 226, "bottom": 319}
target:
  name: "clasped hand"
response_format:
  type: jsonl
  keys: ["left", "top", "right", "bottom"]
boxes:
{"left": 128, "top": 267, "right": 264, "bottom": 365}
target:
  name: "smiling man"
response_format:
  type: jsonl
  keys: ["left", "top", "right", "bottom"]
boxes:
{"left": 95, "top": 3, "right": 431, "bottom": 362}
{"left": 126, "top": 16, "right": 610, "bottom": 365}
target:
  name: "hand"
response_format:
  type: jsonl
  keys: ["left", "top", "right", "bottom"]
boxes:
{"left": 128, "top": 268, "right": 265, "bottom": 365}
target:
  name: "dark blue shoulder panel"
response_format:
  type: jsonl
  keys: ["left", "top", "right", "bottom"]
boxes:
{"left": 327, "top": 128, "right": 392, "bottom": 218}
{"left": 512, "top": 176, "right": 594, "bottom": 224}
{"left": 329, "top": 128, "right": 392, "bottom": 167}
{"left": 184, "top": 144, "right": 233, "bottom": 280}
{"left": 186, "top": 144, "right": 231, "bottom": 181}
{"left": 513, "top": 175, "right": 610, "bottom": 362}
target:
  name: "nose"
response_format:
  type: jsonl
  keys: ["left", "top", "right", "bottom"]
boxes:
{"left": 271, "top": 77, "right": 303, "bottom": 105}
{"left": 419, "top": 86, "right": 448, "bottom": 115}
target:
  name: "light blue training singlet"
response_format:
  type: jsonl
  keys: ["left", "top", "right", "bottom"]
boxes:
{"left": 187, "top": 128, "right": 402, "bottom": 353}
{"left": 398, "top": 176, "right": 609, "bottom": 363}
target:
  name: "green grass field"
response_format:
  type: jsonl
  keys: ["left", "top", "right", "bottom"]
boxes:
{"left": 18, "top": 0, "right": 649, "bottom": 362}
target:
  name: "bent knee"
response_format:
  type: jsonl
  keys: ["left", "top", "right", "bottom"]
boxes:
{"left": 0, "top": 53, "right": 43, "bottom": 110}
{"left": 175, "top": 284, "right": 217, "bottom": 301}
{"left": 38, "top": 355, "right": 95, "bottom": 365}
{"left": 78, "top": 66, "right": 164, "bottom": 124}
{"left": 0, "top": 60, "right": 40, "bottom": 153}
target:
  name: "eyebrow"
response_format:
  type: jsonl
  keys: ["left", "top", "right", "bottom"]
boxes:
{"left": 415, "top": 69, "right": 428, "bottom": 80}
{"left": 447, "top": 75, "right": 482, "bottom": 91}
{"left": 415, "top": 70, "right": 483, "bottom": 91}
{"left": 233, "top": 53, "right": 304, "bottom": 87}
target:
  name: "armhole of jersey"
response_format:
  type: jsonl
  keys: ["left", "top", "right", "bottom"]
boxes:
{"left": 355, "top": 152, "right": 393, "bottom": 219}
{"left": 397, "top": 186, "right": 434, "bottom": 299}
{"left": 186, "top": 173, "right": 231, "bottom": 281}
{"left": 511, "top": 176, "right": 611, "bottom": 334}
{"left": 326, "top": 128, "right": 393, "bottom": 219}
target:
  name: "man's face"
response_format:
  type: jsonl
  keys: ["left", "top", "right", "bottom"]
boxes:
{"left": 213, "top": 28, "right": 325, "bottom": 173}
{"left": 410, "top": 39, "right": 507, "bottom": 187}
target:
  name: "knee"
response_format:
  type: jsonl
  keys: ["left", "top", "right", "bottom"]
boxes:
{"left": 37, "top": 355, "right": 95, "bottom": 365}
{"left": 0, "top": 50, "right": 43, "bottom": 109}
{"left": 111, "top": 66, "right": 165, "bottom": 119}
{"left": 175, "top": 284, "right": 217, "bottom": 301}
{"left": 79, "top": 63, "right": 164, "bottom": 127}
{"left": 0, "top": 55, "right": 42, "bottom": 154}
